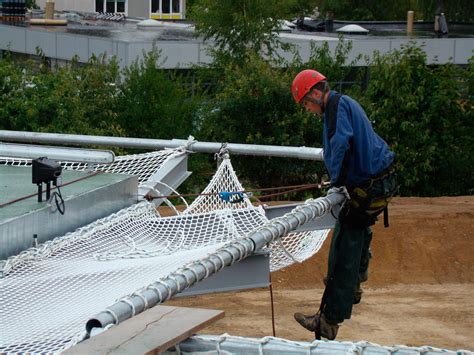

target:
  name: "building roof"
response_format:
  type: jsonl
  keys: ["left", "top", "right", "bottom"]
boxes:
{"left": 0, "top": 15, "right": 473, "bottom": 68}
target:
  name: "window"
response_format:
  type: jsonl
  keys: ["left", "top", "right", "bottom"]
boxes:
{"left": 95, "top": 0, "right": 104, "bottom": 12}
{"left": 96, "top": 0, "right": 126, "bottom": 13}
{"left": 151, "top": 0, "right": 159, "bottom": 13}
{"left": 162, "top": 0, "right": 170, "bottom": 14}
{"left": 150, "top": 0, "right": 183, "bottom": 18}
{"left": 172, "top": 0, "right": 179, "bottom": 12}
{"left": 117, "top": 0, "right": 125, "bottom": 12}
{"left": 106, "top": 0, "right": 115, "bottom": 12}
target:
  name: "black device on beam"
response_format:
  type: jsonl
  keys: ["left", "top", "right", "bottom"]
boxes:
{"left": 32, "top": 157, "right": 62, "bottom": 202}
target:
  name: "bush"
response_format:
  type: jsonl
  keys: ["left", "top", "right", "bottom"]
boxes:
{"left": 1, "top": 42, "right": 472, "bottom": 197}
{"left": 115, "top": 49, "right": 198, "bottom": 140}
{"left": 198, "top": 53, "right": 325, "bottom": 194}
{"left": 357, "top": 43, "right": 473, "bottom": 196}
{"left": 0, "top": 53, "right": 123, "bottom": 137}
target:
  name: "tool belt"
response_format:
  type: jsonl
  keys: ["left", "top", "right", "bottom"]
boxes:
{"left": 340, "top": 165, "right": 398, "bottom": 228}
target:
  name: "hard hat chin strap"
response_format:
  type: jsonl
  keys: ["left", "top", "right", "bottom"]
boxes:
{"left": 304, "top": 82, "right": 329, "bottom": 112}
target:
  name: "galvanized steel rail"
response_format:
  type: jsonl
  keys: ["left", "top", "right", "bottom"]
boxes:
{"left": 85, "top": 192, "right": 344, "bottom": 335}
{"left": 0, "top": 142, "right": 115, "bottom": 164}
{"left": 0, "top": 130, "right": 324, "bottom": 161}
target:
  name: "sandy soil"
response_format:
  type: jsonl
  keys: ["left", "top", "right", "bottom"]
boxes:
{"left": 168, "top": 197, "right": 474, "bottom": 351}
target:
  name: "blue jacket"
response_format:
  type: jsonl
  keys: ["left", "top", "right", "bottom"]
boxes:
{"left": 323, "top": 91, "right": 395, "bottom": 187}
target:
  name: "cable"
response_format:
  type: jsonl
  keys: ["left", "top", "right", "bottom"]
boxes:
{"left": 145, "top": 182, "right": 329, "bottom": 201}
{"left": 0, "top": 171, "right": 102, "bottom": 208}
{"left": 269, "top": 273, "right": 276, "bottom": 337}
{"left": 51, "top": 185, "right": 65, "bottom": 215}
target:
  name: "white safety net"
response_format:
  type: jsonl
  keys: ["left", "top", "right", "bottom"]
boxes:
{"left": 0, "top": 148, "right": 183, "bottom": 184}
{"left": 0, "top": 156, "right": 329, "bottom": 354}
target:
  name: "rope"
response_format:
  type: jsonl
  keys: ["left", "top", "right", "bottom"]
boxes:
{"left": 145, "top": 182, "right": 328, "bottom": 202}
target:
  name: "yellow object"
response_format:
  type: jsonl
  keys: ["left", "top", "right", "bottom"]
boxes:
{"left": 30, "top": 18, "right": 67, "bottom": 26}
{"left": 151, "top": 14, "right": 182, "bottom": 20}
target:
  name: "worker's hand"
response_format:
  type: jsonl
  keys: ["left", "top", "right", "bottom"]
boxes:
{"left": 327, "top": 186, "right": 350, "bottom": 200}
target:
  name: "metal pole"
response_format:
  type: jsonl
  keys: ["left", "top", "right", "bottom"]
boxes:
{"left": 0, "top": 142, "right": 115, "bottom": 164}
{"left": 0, "top": 130, "right": 324, "bottom": 161}
{"left": 174, "top": 334, "right": 459, "bottom": 355}
{"left": 85, "top": 192, "right": 344, "bottom": 335}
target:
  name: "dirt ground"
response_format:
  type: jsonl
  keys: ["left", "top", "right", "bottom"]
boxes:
{"left": 168, "top": 197, "right": 474, "bottom": 351}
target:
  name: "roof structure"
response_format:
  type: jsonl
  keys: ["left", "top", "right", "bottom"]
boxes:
{"left": 0, "top": 15, "right": 472, "bottom": 68}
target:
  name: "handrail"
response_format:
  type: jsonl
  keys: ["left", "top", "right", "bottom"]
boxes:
{"left": 0, "top": 130, "right": 324, "bottom": 161}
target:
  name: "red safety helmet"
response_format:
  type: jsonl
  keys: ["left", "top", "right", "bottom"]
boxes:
{"left": 292, "top": 69, "right": 326, "bottom": 104}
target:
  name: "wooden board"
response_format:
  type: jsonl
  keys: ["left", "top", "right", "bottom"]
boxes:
{"left": 64, "top": 305, "right": 224, "bottom": 354}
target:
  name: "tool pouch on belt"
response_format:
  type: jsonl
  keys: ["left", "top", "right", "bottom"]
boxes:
{"left": 339, "top": 168, "right": 398, "bottom": 228}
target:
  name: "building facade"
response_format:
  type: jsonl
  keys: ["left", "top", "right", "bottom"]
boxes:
{"left": 34, "top": 0, "right": 186, "bottom": 19}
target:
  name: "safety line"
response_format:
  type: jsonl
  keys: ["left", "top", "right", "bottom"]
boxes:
{"left": 146, "top": 182, "right": 329, "bottom": 201}
{"left": 0, "top": 171, "right": 103, "bottom": 208}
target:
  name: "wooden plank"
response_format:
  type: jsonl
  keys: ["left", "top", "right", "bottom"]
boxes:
{"left": 64, "top": 305, "right": 224, "bottom": 355}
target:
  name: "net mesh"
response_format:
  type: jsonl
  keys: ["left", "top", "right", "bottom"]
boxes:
{"left": 0, "top": 148, "right": 183, "bottom": 184}
{"left": 0, "top": 156, "right": 329, "bottom": 354}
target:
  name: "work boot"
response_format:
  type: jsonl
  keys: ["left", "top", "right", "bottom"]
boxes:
{"left": 294, "top": 312, "right": 339, "bottom": 340}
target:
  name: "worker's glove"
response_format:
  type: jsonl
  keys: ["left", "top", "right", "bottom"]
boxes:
{"left": 327, "top": 185, "right": 350, "bottom": 201}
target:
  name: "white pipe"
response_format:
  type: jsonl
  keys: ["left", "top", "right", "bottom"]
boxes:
{"left": 0, "top": 130, "right": 324, "bottom": 161}
{"left": 0, "top": 142, "right": 115, "bottom": 164}
{"left": 175, "top": 334, "right": 463, "bottom": 355}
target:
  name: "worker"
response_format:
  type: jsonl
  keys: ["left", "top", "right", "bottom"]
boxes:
{"left": 291, "top": 69, "right": 397, "bottom": 340}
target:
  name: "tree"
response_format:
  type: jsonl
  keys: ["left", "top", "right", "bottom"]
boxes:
{"left": 189, "top": 0, "right": 289, "bottom": 65}
{"left": 310, "top": 0, "right": 473, "bottom": 22}
{"left": 416, "top": 0, "right": 474, "bottom": 22}
{"left": 314, "top": 0, "right": 415, "bottom": 21}
{"left": 115, "top": 49, "right": 198, "bottom": 140}
{"left": 197, "top": 52, "right": 325, "bottom": 191}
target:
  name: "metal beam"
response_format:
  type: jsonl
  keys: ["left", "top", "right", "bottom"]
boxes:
{"left": 137, "top": 153, "right": 192, "bottom": 201}
{"left": 0, "top": 142, "right": 115, "bottom": 164}
{"left": 85, "top": 192, "right": 345, "bottom": 335}
{"left": 0, "top": 130, "right": 324, "bottom": 161}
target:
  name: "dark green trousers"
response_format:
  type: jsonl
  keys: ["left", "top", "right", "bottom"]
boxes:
{"left": 322, "top": 172, "right": 396, "bottom": 323}
{"left": 323, "top": 221, "right": 373, "bottom": 323}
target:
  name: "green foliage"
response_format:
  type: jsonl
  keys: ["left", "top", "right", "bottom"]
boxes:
{"left": 198, "top": 53, "right": 324, "bottom": 192}
{"left": 190, "top": 0, "right": 287, "bottom": 65}
{"left": 357, "top": 43, "right": 473, "bottom": 195}
{"left": 115, "top": 49, "right": 198, "bottom": 139}
{"left": 292, "top": 35, "right": 361, "bottom": 85}
{"left": 194, "top": 37, "right": 363, "bottom": 192}
{"left": 278, "top": 0, "right": 474, "bottom": 22}
{"left": 280, "top": 0, "right": 319, "bottom": 18}
{"left": 316, "top": 0, "right": 416, "bottom": 21}
{"left": 0, "top": 53, "right": 123, "bottom": 136}
{"left": 0, "top": 48, "right": 200, "bottom": 148}
{"left": 26, "top": 0, "right": 39, "bottom": 9}
{"left": 416, "top": 0, "right": 474, "bottom": 22}
{"left": 1, "top": 37, "right": 472, "bottom": 197}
